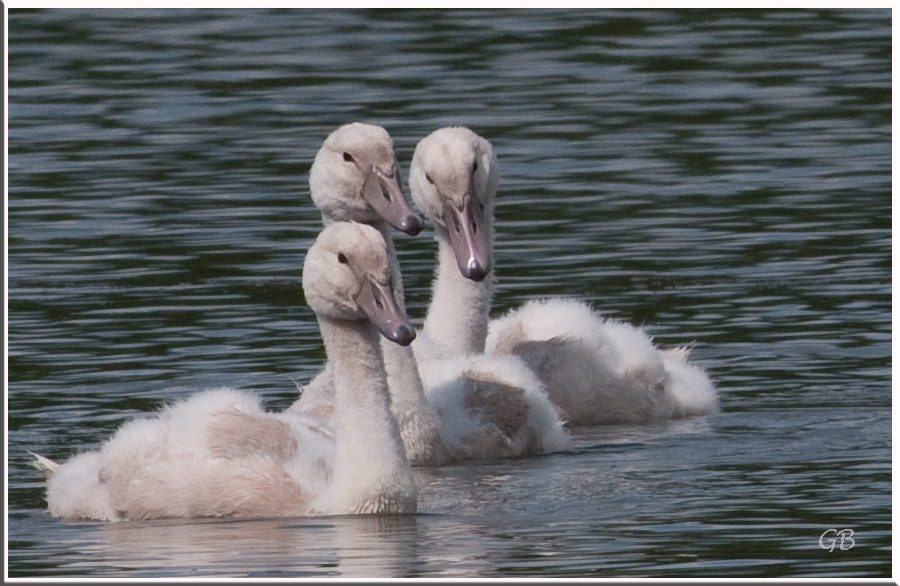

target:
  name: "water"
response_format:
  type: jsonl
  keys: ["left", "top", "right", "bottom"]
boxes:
{"left": 6, "top": 8, "right": 891, "bottom": 579}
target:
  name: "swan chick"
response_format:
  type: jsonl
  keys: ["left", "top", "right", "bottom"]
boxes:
{"left": 409, "top": 126, "right": 717, "bottom": 426}
{"left": 34, "top": 222, "right": 417, "bottom": 520}
{"left": 409, "top": 127, "right": 571, "bottom": 458}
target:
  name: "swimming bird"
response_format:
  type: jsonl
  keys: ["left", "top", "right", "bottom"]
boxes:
{"left": 33, "top": 222, "right": 417, "bottom": 520}
{"left": 407, "top": 126, "right": 718, "bottom": 426}
{"left": 291, "top": 123, "right": 570, "bottom": 464}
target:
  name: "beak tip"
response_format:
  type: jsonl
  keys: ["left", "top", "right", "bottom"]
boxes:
{"left": 391, "top": 325, "right": 416, "bottom": 346}
{"left": 463, "top": 259, "right": 490, "bottom": 282}
{"left": 401, "top": 215, "right": 425, "bottom": 236}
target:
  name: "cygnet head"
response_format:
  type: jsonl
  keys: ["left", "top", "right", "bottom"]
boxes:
{"left": 409, "top": 127, "right": 498, "bottom": 282}
{"left": 303, "top": 222, "right": 416, "bottom": 346}
{"left": 310, "top": 123, "right": 424, "bottom": 236}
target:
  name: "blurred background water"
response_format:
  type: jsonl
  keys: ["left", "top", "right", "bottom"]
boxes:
{"left": 6, "top": 8, "right": 891, "bottom": 579}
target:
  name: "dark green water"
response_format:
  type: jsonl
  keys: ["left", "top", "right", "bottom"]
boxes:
{"left": 7, "top": 8, "right": 891, "bottom": 578}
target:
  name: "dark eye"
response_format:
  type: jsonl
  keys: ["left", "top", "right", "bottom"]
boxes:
{"left": 426, "top": 174, "right": 435, "bottom": 185}
{"left": 343, "top": 152, "right": 354, "bottom": 163}
{"left": 337, "top": 252, "right": 348, "bottom": 264}
{"left": 473, "top": 160, "right": 478, "bottom": 173}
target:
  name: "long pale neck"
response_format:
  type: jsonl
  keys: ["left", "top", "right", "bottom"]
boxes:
{"left": 373, "top": 224, "right": 429, "bottom": 412}
{"left": 373, "top": 224, "right": 444, "bottom": 464}
{"left": 422, "top": 226, "right": 494, "bottom": 355}
{"left": 317, "top": 316, "right": 413, "bottom": 513}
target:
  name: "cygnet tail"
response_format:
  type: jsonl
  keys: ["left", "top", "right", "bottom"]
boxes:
{"left": 662, "top": 357, "right": 719, "bottom": 417}
{"left": 30, "top": 452, "right": 61, "bottom": 479}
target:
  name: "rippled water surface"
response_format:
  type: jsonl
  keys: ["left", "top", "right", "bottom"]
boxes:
{"left": 7, "top": 8, "right": 891, "bottom": 579}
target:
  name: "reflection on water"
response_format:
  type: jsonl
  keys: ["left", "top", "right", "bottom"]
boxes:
{"left": 92, "top": 515, "right": 421, "bottom": 578}
{"left": 13, "top": 514, "right": 425, "bottom": 578}
{"left": 8, "top": 8, "right": 890, "bottom": 579}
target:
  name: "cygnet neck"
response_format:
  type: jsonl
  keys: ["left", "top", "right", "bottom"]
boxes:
{"left": 422, "top": 224, "right": 494, "bottom": 356}
{"left": 315, "top": 314, "right": 414, "bottom": 513}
